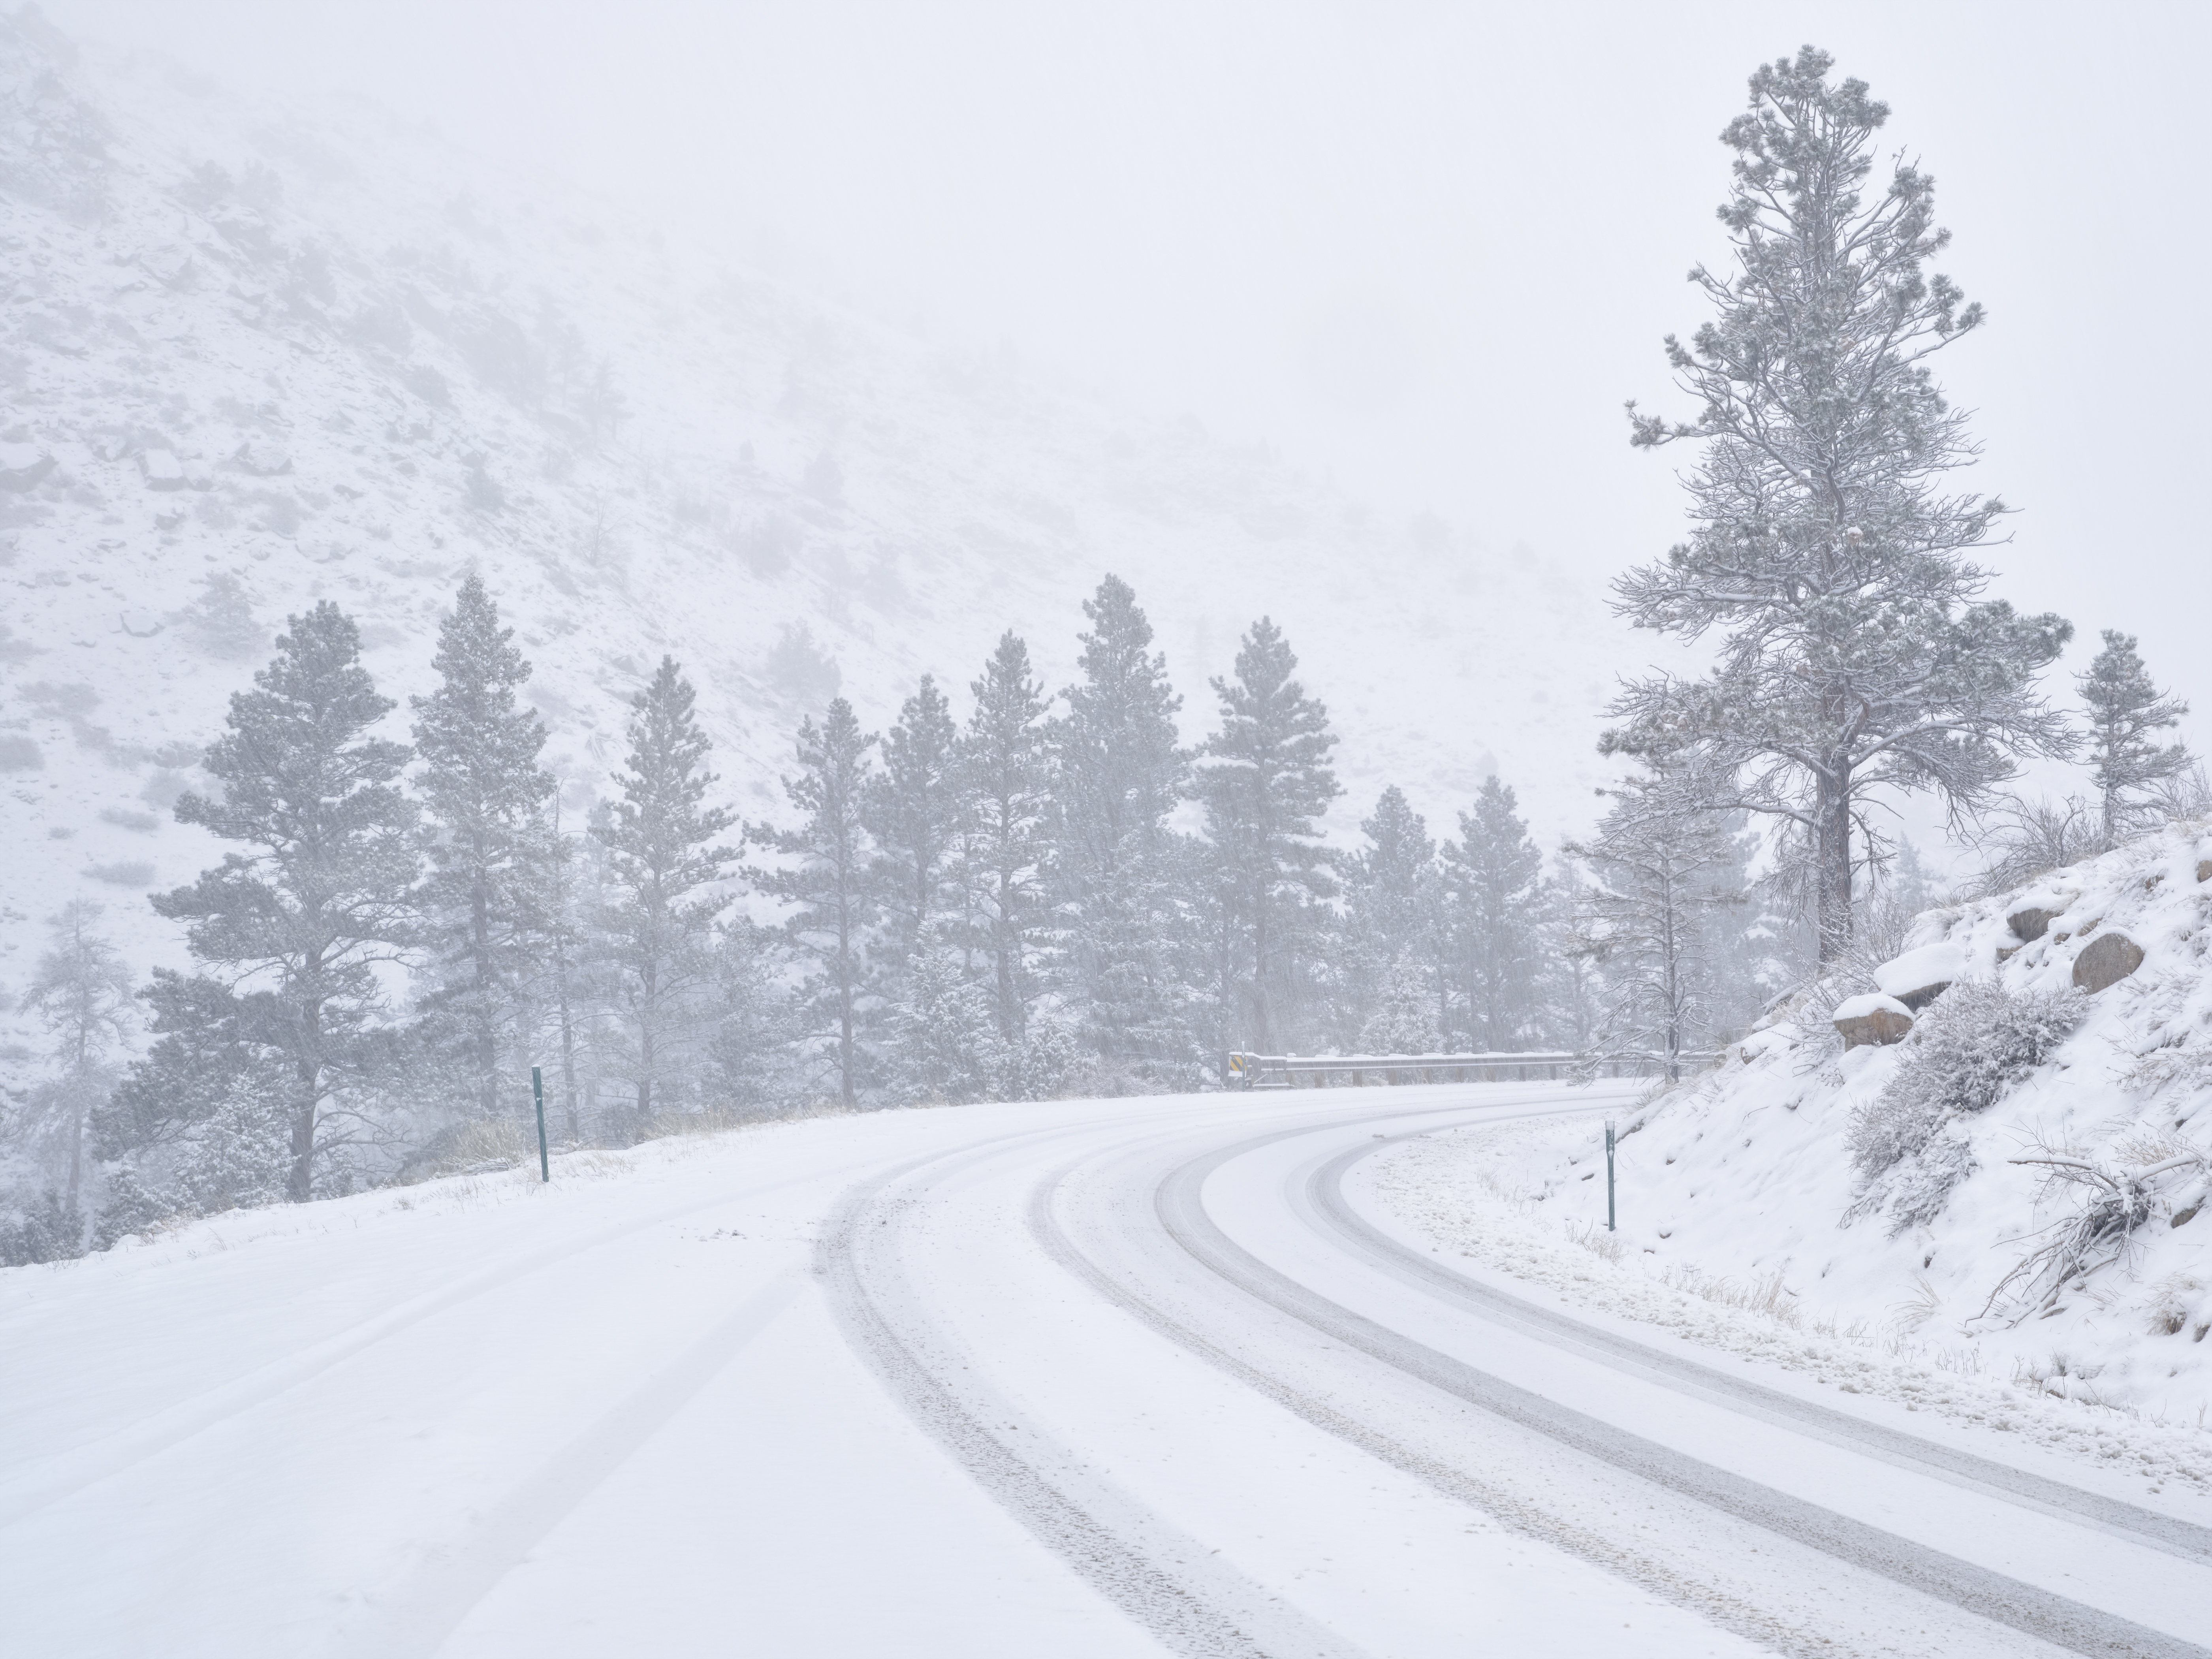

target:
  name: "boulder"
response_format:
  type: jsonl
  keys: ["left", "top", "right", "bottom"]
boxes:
{"left": 139, "top": 448, "right": 184, "bottom": 490}
{"left": 0, "top": 441, "right": 54, "bottom": 491}
{"left": 1833, "top": 993, "right": 1914, "bottom": 1049}
{"left": 2198, "top": 860, "right": 2212, "bottom": 884}
{"left": 2071, "top": 932, "right": 2144, "bottom": 994}
{"left": 1873, "top": 941, "right": 1966, "bottom": 1011}
{"left": 2008, "top": 906, "right": 2057, "bottom": 943}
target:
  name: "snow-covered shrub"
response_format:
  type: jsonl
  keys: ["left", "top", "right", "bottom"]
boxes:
{"left": 1845, "top": 980, "right": 2086, "bottom": 1236}
{"left": 0, "top": 1188, "right": 85, "bottom": 1265}
{"left": 89, "top": 1165, "right": 174, "bottom": 1250}
{"left": 1850, "top": 980, "right": 2085, "bottom": 1179}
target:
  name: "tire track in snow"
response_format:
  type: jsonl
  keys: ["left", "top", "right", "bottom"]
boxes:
{"left": 0, "top": 1159, "right": 855, "bottom": 1534}
{"left": 1151, "top": 1118, "right": 2209, "bottom": 1659}
{"left": 1309, "top": 1129, "right": 2212, "bottom": 1566}
{"left": 1021, "top": 1098, "right": 1851, "bottom": 1659}
{"left": 817, "top": 1127, "right": 1371, "bottom": 1659}
{"left": 332, "top": 1271, "right": 805, "bottom": 1657}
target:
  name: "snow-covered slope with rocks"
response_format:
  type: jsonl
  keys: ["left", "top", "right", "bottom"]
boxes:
{"left": 1372, "top": 823, "right": 2212, "bottom": 1426}
{"left": 0, "top": 8, "right": 1656, "bottom": 1029}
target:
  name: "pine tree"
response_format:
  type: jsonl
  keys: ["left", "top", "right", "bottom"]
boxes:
{"left": 594, "top": 657, "right": 737, "bottom": 1128}
{"left": 1606, "top": 48, "right": 2073, "bottom": 964}
{"left": 1569, "top": 769, "right": 1747, "bottom": 1079}
{"left": 410, "top": 574, "right": 555, "bottom": 1119}
{"left": 21, "top": 901, "right": 132, "bottom": 1208}
{"left": 962, "top": 631, "right": 1053, "bottom": 1058}
{"left": 867, "top": 674, "right": 962, "bottom": 975}
{"left": 755, "top": 698, "right": 878, "bottom": 1108}
{"left": 1439, "top": 778, "right": 1545, "bottom": 1050}
{"left": 2078, "top": 630, "right": 2190, "bottom": 845}
{"left": 1345, "top": 787, "right": 1441, "bottom": 1047}
{"left": 151, "top": 603, "right": 419, "bottom": 1202}
{"left": 1053, "top": 576, "right": 1188, "bottom": 1069}
{"left": 705, "top": 915, "right": 799, "bottom": 1117}
{"left": 1193, "top": 617, "right": 1340, "bottom": 1053}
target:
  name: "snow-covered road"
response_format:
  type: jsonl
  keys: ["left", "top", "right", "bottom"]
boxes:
{"left": 7, "top": 1085, "right": 2210, "bottom": 1657}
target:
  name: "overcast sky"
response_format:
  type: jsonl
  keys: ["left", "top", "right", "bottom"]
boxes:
{"left": 49, "top": 2, "right": 2212, "bottom": 776}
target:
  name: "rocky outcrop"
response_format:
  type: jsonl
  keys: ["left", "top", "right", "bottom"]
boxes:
{"left": 2072, "top": 932, "right": 2144, "bottom": 994}
{"left": 1833, "top": 993, "right": 1914, "bottom": 1049}
{"left": 2008, "top": 906, "right": 2058, "bottom": 943}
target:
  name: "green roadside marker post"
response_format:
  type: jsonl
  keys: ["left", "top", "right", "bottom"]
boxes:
{"left": 1610, "top": 1132, "right": 1628, "bottom": 1239}
{"left": 531, "top": 1065, "right": 550, "bottom": 1183}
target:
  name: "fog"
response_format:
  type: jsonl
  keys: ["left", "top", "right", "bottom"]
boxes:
{"left": 46, "top": 0, "right": 2212, "bottom": 721}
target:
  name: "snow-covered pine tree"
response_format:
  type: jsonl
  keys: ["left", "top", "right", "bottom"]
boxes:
{"left": 961, "top": 631, "right": 1053, "bottom": 1065}
{"left": 151, "top": 603, "right": 419, "bottom": 1202}
{"left": 1344, "top": 786, "right": 1441, "bottom": 1049}
{"left": 593, "top": 657, "right": 737, "bottom": 1128}
{"left": 1569, "top": 768, "right": 1747, "bottom": 1079}
{"left": 883, "top": 937, "right": 1001, "bottom": 1105}
{"left": 410, "top": 574, "right": 555, "bottom": 1119}
{"left": 705, "top": 914, "right": 800, "bottom": 1116}
{"left": 1439, "top": 778, "right": 1546, "bottom": 1051}
{"left": 1606, "top": 48, "right": 2073, "bottom": 964}
{"left": 1360, "top": 956, "right": 1442, "bottom": 1057}
{"left": 21, "top": 901, "right": 132, "bottom": 1211}
{"left": 1053, "top": 576, "right": 1189, "bottom": 1072}
{"left": 867, "top": 674, "right": 962, "bottom": 981}
{"left": 2078, "top": 629, "right": 2189, "bottom": 845}
{"left": 1193, "top": 617, "right": 1340, "bottom": 1054}
{"left": 754, "top": 697, "right": 879, "bottom": 1108}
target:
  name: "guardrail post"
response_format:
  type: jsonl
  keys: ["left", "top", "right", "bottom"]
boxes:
{"left": 531, "top": 1065, "right": 550, "bottom": 1183}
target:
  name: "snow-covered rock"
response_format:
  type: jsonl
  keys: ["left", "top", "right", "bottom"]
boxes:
{"left": 1873, "top": 940, "right": 1968, "bottom": 1009}
{"left": 1832, "top": 993, "right": 1913, "bottom": 1048}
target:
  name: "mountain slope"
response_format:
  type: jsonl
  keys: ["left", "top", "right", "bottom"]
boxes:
{"left": 0, "top": 12, "right": 1665, "bottom": 1023}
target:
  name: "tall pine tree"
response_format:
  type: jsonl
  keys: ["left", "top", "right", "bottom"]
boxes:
{"left": 1053, "top": 576, "right": 1189, "bottom": 1069}
{"left": 1344, "top": 786, "right": 1442, "bottom": 1048}
{"left": 1439, "top": 778, "right": 1546, "bottom": 1051}
{"left": 22, "top": 902, "right": 133, "bottom": 1210}
{"left": 756, "top": 698, "right": 878, "bottom": 1108}
{"left": 594, "top": 657, "right": 737, "bottom": 1128}
{"left": 867, "top": 674, "right": 962, "bottom": 977}
{"left": 2078, "top": 629, "right": 2189, "bottom": 845}
{"left": 1569, "top": 769, "right": 1747, "bottom": 1078}
{"left": 1606, "top": 48, "right": 2072, "bottom": 962}
{"left": 152, "top": 602, "right": 420, "bottom": 1202}
{"left": 410, "top": 574, "right": 555, "bottom": 1118}
{"left": 1193, "top": 617, "right": 1340, "bottom": 1053}
{"left": 963, "top": 632, "right": 1053, "bottom": 1056}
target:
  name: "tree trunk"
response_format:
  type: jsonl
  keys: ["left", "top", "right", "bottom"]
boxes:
{"left": 637, "top": 954, "right": 657, "bottom": 1129}
{"left": 289, "top": 992, "right": 321, "bottom": 1203}
{"left": 472, "top": 875, "right": 498, "bottom": 1117}
{"left": 1816, "top": 763, "right": 1854, "bottom": 965}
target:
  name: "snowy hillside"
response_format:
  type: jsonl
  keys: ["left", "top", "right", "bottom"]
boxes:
{"left": 1378, "top": 823, "right": 2212, "bottom": 1424}
{"left": 0, "top": 8, "right": 1658, "bottom": 1016}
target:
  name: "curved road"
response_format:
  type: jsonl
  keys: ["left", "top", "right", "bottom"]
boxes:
{"left": 6, "top": 1084, "right": 2208, "bottom": 1657}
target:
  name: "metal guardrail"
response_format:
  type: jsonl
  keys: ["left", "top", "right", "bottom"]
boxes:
{"left": 1224, "top": 1050, "right": 1717, "bottom": 1089}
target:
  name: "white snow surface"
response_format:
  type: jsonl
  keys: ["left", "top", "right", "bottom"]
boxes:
{"left": 9, "top": 1084, "right": 2212, "bottom": 1657}
{"left": 1875, "top": 940, "right": 1969, "bottom": 998}
{"left": 0, "top": 13, "right": 1673, "bottom": 1014}
{"left": 1374, "top": 824, "right": 2212, "bottom": 1432}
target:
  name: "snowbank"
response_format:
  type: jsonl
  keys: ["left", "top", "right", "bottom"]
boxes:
{"left": 1381, "top": 824, "right": 2212, "bottom": 1426}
